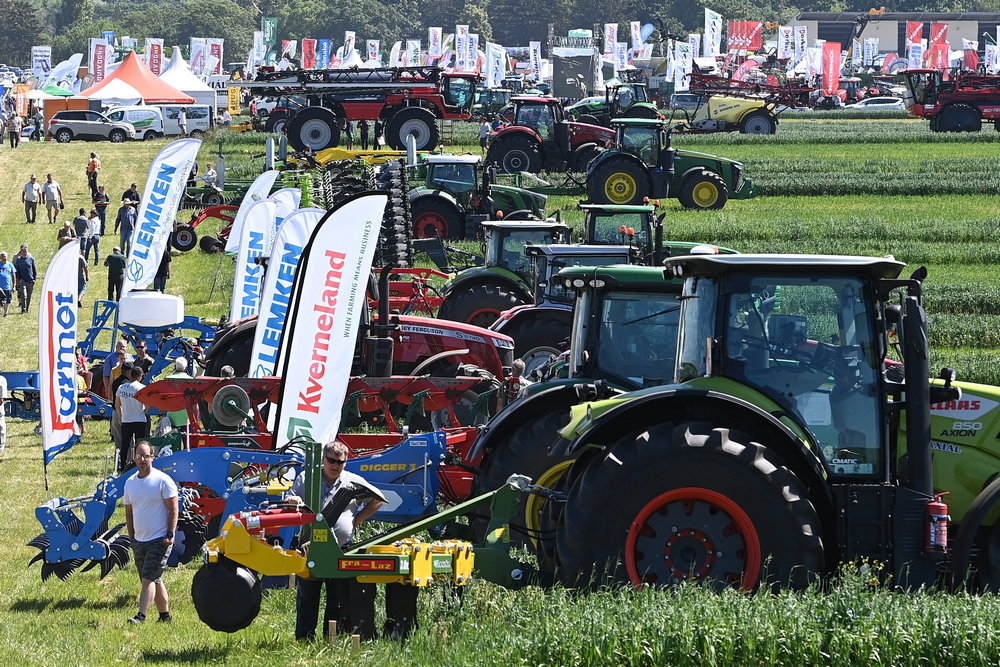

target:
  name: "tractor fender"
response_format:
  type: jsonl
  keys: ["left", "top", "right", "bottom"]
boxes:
{"left": 380, "top": 101, "right": 441, "bottom": 121}
{"left": 203, "top": 316, "right": 257, "bottom": 364}
{"left": 558, "top": 386, "right": 832, "bottom": 511}
{"left": 949, "top": 476, "right": 1000, "bottom": 589}
{"left": 492, "top": 125, "right": 544, "bottom": 145}
{"left": 492, "top": 305, "right": 572, "bottom": 338}
{"left": 469, "top": 382, "right": 621, "bottom": 462}
{"left": 442, "top": 268, "right": 532, "bottom": 302}
{"left": 409, "top": 189, "right": 461, "bottom": 211}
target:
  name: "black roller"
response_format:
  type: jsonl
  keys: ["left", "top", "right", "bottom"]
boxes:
{"left": 191, "top": 559, "right": 262, "bottom": 632}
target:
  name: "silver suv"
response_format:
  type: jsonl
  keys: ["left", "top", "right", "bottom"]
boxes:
{"left": 48, "top": 110, "right": 136, "bottom": 143}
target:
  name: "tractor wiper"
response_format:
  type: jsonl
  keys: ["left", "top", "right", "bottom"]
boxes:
{"left": 624, "top": 305, "right": 680, "bottom": 326}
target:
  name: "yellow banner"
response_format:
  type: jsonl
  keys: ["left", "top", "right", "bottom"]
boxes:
{"left": 228, "top": 86, "right": 241, "bottom": 115}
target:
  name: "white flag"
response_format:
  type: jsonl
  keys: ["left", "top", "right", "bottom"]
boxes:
{"left": 39, "top": 243, "right": 83, "bottom": 464}
{"left": 777, "top": 27, "right": 793, "bottom": 59}
{"left": 249, "top": 208, "right": 325, "bottom": 377}
{"left": 274, "top": 194, "right": 386, "bottom": 447}
{"left": 389, "top": 41, "right": 402, "bottom": 67}
{"left": 224, "top": 170, "right": 281, "bottom": 255}
{"left": 190, "top": 38, "right": 207, "bottom": 75}
{"left": 688, "top": 34, "right": 701, "bottom": 59}
{"left": 704, "top": 9, "right": 722, "bottom": 57}
{"left": 429, "top": 27, "right": 443, "bottom": 57}
{"left": 367, "top": 40, "right": 380, "bottom": 64}
{"left": 123, "top": 139, "right": 201, "bottom": 294}
{"left": 630, "top": 21, "right": 642, "bottom": 52}
{"left": 144, "top": 39, "right": 164, "bottom": 74}
{"left": 229, "top": 199, "right": 275, "bottom": 323}
{"left": 270, "top": 188, "right": 302, "bottom": 237}
{"left": 604, "top": 23, "right": 617, "bottom": 54}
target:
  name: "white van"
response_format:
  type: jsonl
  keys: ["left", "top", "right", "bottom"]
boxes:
{"left": 155, "top": 104, "right": 213, "bottom": 137}
{"left": 105, "top": 106, "right": 164, "bottom": 141}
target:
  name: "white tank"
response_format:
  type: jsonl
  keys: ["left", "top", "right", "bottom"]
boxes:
{"left": 118, "top": 291, "right": 184, "bottom": 328}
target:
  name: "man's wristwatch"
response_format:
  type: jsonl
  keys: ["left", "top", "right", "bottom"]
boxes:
{"left": 165, "top": 531, "right": 174, "bottom": 538}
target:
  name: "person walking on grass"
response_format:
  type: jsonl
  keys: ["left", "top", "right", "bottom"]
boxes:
{"left": 22, "top": 174, "right": 41, "bottom": 224}
{"left": 14, "top": 245, "right": 36, "bottom": 314}
{"left": 87, "top": 152, "right": 101, "bottom": 197}
{"left": 6, "top": 113, "right": 22, "bottom": 148}
{"left": 115, "top": 201, "right": 137, "bottom": 256}
{"left": 42, "top": 174, "right": 64, "bottom": 225}
{"left": 0, "top": 252, "right": 15, "bottom": 318}
{"left": 115, "top": 366, "right": 149, "bottom": 473}
{"left": 123, "top": 440, "right": 177, "bottom": 625}
{"left": 104, "top": 246, "right": 127, "bottom": 301}
{"left": 73, "top": 208, "right": 90, "bottom": 254}
{"left": 57, "top": 220, "right": 76, "bottom": 248}
{"left": 86, "top": 210, "right": 102, "bottom": 265}
{"left": 92, "top": 185, "right": 110, "bottom": 232}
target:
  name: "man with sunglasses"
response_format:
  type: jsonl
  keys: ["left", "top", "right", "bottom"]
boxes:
{"left": 285, "top": 440, "right": 386, "bottom": 641}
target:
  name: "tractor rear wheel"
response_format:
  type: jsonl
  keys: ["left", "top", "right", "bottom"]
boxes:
{"left": 386, "top": 107, "right": 439, "bottom": 151}
{"left": 205, "top": 328, "right": 253, "bottom": 377}
{"left": 487, "top": 135, "right": 543, "bottom": 174}
{"left": 556, "top": 420, "right": 824, "bottom": 591}
{"left": 411, "top": 198, "right": 462, "bottom": 240}
{"left": 739, "top": 110, "right": 777, "bottom": 135}
{"left": 588, "top": 157, "right": 649, "bottom": 205}
{"left": 678, "top": 170, "right": 729, "bottom": 210}
{"left": 172, "top": 225, "right": 197, "bottom": 251}
{"left": 571, "top": 142, "right": 602, "bottom": 172}
{"left": 938, "top": 104, "right": 982, "bottom": 132}
{"left": 287, "top": 107, "right": 341, "bottom": 151}
{"left": 509, "top": 315, "right": 570, "bottom": 377}
{"left": 438, "top": 282, "right": 528, "bottom": 328}
{"left": 623, "top": 104, "right": 661, "bottom": 119}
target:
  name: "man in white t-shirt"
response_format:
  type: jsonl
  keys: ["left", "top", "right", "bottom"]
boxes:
{"left": 22, "top": 174, "right": 42, "bottom": 224}
{"left": 123, "top": 440, "right": 178, "bottom": 624}
{"left": 41, "top": 173, "right": 64, "bottom": 225}
{"left": 115, "top": 366, "right": 148, "bottom": 473}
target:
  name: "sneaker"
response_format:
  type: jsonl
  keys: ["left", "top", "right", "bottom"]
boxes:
{"left": 128, "top": 614, "right": 145, "bottom": 624}
{"left": 157, "top": 613, "right": 172, "bottom": 623}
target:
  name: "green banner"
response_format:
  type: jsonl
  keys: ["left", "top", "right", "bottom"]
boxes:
{"left": 262, "top": 17, "right": 278, "bottom": 48}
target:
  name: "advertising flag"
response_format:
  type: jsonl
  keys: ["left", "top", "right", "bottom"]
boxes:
{"left": 344, "top": 31, "right": 356, "bottom": 58}
{"left": 103, "top": 31, "right": 115, "bottom": 45}
{"left": 908, "top": 43, "right": 924, "bottom": 69}
{"left": 89, "top": 38, "right": 108, "bottom": 81}
{"left": 429, "top": 27, "right": 443, "bottom": 57}
{"left": 281, "top": 40, "right": 298, "bottom": 59}
{"left": 224, "top": 170, "right": 281, "bottom": 254}
{"left": 673, "top": 40, "right": 691, "bottom": 91}
{"left": 986, "top": 44, "right": 998, "bottom": 74}
{"left": 253, "top": 31, "right": 265, "bottom": 66}
{"left": 389, "top": 41, "right": 402, "bottom": 67}
{"left": 704, "top": 9, "right": 722, "bottom": 56}
{"left": 863, "top": 38, "right": 878, "bottom": 67}
{"left": 229, "top": 199, "right": 275, "bottom": 323}
{"left": 746, "top": 21, "right": 763, "bottom": 51}
{"left": 468, "top": 34, "right": 479, "bottom": 72}
{"left": 32, "top": 46, "right": 51, "bottom": 79}
{"left": 851, "top": 38, "right": 861, "bottom": 65}
{"left": 688, "top": 34, "right": 700, "bottom": 59}
{"left": 274, "top": 194, "right": 385, "bottom": 447}
{"left": 630, "top": 21, "right": 642, "bottom": 52}
{"left": 367, "top": 40, "right": 380, "bottom": 64}
{"left": 190, "top": 38, "right": 207, "bottom": 75}
{"left": 262, "top": 17, "right": 278, "bottom": 47}
{"left": 39, "top": 242, "right": 83, "bottom": 465}
{"left": 404, "top": 39, "right": 421, "bottom": 66}
{"left": 486, "top": 42, "right": 505, "bottom": 88}
{"left": 930, "top": 22, "right": 948, "bottom": 45}
{"left": 123, "top": 139, "right": 201, "bottom": 294}
{"left": 822, "top": 42, "right": 841, "bottom": 97}
{"left": 302, "top": 39, "right": 317, "bottom": 68}
{"left": 248, "top": 208, "right": 325, "bottom": 378}
{"left": 207, "top": 38, "right": 224, "bottom": 74}
{"left": 777, "top": 26, "right": 793, "bottom": 59}
{"left": 794, "top": 25, "right": 808, "bottom": 59}
{"left": 963, "top": 40, "right": 980, "bottom": 71}
{"left": 145, "top": 39, "right": 164, "bottom": 74}
{"left": 906, "top": 22, "right": 923, "bottom": 47}
{"left": 529, "top": 41, "right": 542, "bottom": 79}
{"left": 455, "top": 25, "right": 469, "bottom": 71}
{"left": 604, "top": 23, "right": 617, "bottom": 54}
{"left": 318, "top": 39, "right": 331, "bottom": 68}
{"left": 270, "top": 187, "right": 302, "bottom": 235}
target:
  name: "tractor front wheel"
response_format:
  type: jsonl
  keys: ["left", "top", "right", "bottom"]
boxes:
{"left": 571, "top": 142, "right": 602, "bottom": 172}
{"left": 411, "top": 198, "right": 462, "bottom": 240}
{"left": 263, "top": 111, "right": 290, "bottom": 134}
{"left": 739, "top": 110, "right": 777, "bottom": 135}
{"left": 438, "top": 282, "right": 528, "bottom": 328}
{"left": 678, "top": 170, "right": 729, "bottom": 210}
{"left": 556, "top": 420, "right": 824, "bottom": 591}
{"left": 588, "top": 158, "right": 649, "bottom": 205}
{"left": 287, "top": 107, "right": 341, "bottom": 151}
{"left": 509, "top": 315, "right": 570, "bottom": 377}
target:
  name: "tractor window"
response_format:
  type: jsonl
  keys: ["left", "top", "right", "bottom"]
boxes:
{"left": 617, "top": 86, "right": 634, "bottom": 108}
{"left": 490, "top": 229, "right": 559, "bottom": 279}
{"left": 445, "top": 77, "right": 474, "bottom": 110}
{"left": 517, "top": 104, "right": 554, "bottom": 140}
{"left": 721, "top": 274, "right": 882, "bottom": 477}
{"left": 621, "top": 127, "right": 658, "bottom": 165}
{"left": 589, "top": 213, "right": 649, "bottom": 247}
{"left": 595, "top": 291, "right": 681, "bottom": 387}
{"left": 429, "top": 164, "right": 476, "bottom": 193}
{"left": 541, "top": 254, "right": 632, "bottom": 303}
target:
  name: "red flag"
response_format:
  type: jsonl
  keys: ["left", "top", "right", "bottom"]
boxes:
{"left": 906, "top": 22, "right": 923, "bottom": 46}
{"left": 930, "top": 23, "right": 948, "bottom": 44}
{"left": 881, "top": 52, "right": 898, "bottom": 73}
{"left": 746, "top": 22, "right": 763, "bottom": 51}
{"left": 302, "top": 39, "right": 317, "bottom": 68}
{"left": 964, "top": 48, "right": 980, "bottom": 71}
{"left": 727, "top": 21, "right": 737, "bottom": 50}
{"left": 924, "top": 42, "right": 949, "bottom": 70}
{"left": 822, "top": 42, "right": 842, "bottom": 97}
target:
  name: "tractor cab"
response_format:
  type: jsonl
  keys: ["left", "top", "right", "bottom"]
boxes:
{"left": 424, "top": 154, "right": 480, "bottom": 199}
{"left": 442, "top": 73, "right": 479, "bottom": 112}
{"left": 607, "top": 82, "right": 650, "bottom": 113}
{"left": 581, "top": 203, "right": 658, "bottom": 262}
{"left": 525, "top": 244, "right": 638, "bottom": 305}
{"left": 612, "top": 118, "right": 674, "bottom": 170}
{"left": 481, "top": 221, "right": 571, "bottom": 282}
{"left": 897, "top": 69, "right": 941, "bottom": 107}
{"left": 666, "top": 253, "right": 911, "bottom": 480}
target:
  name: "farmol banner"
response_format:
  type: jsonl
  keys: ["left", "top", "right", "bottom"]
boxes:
{"left": 274, "top": 193, "right": 385, "bottom": 447}
{"left": 229, "top": 198, "right": 275, "bottom": 322}
{"left": 224, "top": 170, "right": 280, "bottom": 254}
{"left": 123, "top": 139, "right": 201, "bottom": 294}
{"left": 39, "top": 243, "right": 82, "bottom": 464}
{"left": 249, "top": 208, "right": 325, "bottom": 377}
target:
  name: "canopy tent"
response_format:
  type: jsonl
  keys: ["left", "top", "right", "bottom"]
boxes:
{"left": 80, "top": 50, "right": 194, "bottom": 103}
{"left": 42, "top": 84, "right": 74, "bottom": 97}
{"left": 159, "top": 48, "right": 216, "bottom": 107}
{"left": 84, "top": 78, "right": 143, "bottom": 107}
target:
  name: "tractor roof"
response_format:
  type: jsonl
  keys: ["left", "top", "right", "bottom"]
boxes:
{"left": 664, "top": 253, "right": 906, "bottom": 279}
{"left": 425, "top": 154, "right": 482, "bottom": 165}
{"left": 610, "top": 117, "right": 668, "bottom": 128}
{"left": 525, "top": 243, "right": 634, "bottom": 257}
{"left": 556, "top": 264, "right": 680, "bottom": 290}
{"left": 511, "top": 96, "right": 559, "bottom": 104}
{"left": 580, "top": 203, "right": 656, "bottom": 213}
{"left": 480, "top": 220, "right": 570, "bottom": 231}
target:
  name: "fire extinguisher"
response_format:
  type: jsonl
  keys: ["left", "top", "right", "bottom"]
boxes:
{"left": 926, "top": 492, "right": 950, "bottom": 555}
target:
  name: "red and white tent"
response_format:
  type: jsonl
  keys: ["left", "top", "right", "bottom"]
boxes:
{"left": 80, "top": 51, "right": 194, "bottom": 104}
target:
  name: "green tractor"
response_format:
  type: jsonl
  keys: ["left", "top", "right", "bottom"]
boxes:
{"left": 408, "top": 154, "right": 548, "bottom": 240}
{"left": 475, "top": 254, "right": 1000, "bottom": 591}
{"left": 587, "top": 118, "right": 756, "bottom": 210}
{"left": 565, "top": 77, "right": 662, "bottom": 128}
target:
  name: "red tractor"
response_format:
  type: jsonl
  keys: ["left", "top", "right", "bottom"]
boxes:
{"left": 236, "top": 66, "right": 480, "bottom": 151}
{"left": 486, "top": 96, "right": 614, "bottom": 174}
{"left": 899, "top": 68, "right": 1000, "bottom": 132}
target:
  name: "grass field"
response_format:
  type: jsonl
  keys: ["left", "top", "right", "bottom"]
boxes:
{"left": 3, "top": 117, "right": 1000, "bottom": 665}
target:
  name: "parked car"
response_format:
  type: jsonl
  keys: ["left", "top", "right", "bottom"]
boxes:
{"left": 153, "top": 104, "right": 213, "bottom": 137}
{"left": 106, "top": 106, "right": 164, "bottom": 140}
{"left": 844, "top": 96, "right": 905, "bottom": 110}
{"left": 47, "top": 110, "right": 137, "bottom": 143}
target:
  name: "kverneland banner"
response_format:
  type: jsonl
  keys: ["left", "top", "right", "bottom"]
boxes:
{"left": 249, "top": 208, "right": 325, "bottom": 378}
{"left": 822, "top": 42, "right": 842, "bottom": 97}
{"left": 745, "top": 21, "right": 763, "bottom": 50}
{"left": 229, "top": 198, "right": 275, "bottom": 323}
{"left": 224, "top": 170, "right": 280, "bottom": 254}
{"left": 89, "top": 38, "right": 108, "bottom": 81}
{"left": 123, "top": 139, "right": 201, "bottom": 294}
{"left": 274, "top": 193, "right": 386, "bottom": 447}
{"left": 930, "top": 22, "right": 948, "bottom": 44}
{"left": 906, "top": 22, "right": 924, "bottom": 46}
{"left": 145, "top": 38, "right": 164, "bottom": 75}
{"left": 39, "top": 242, "right": 82, "bottom": 465}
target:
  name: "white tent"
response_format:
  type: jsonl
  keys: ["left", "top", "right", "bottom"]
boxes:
{"left": 160, "top": 47, "right": 216, "bottom": 107}
{"left": 86, "top": 78, "right": 143, "bottom": 107}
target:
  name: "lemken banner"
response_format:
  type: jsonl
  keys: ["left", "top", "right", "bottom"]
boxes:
{"left": 248, "top": 208, "right": 325, "bottom": 377}
{"left": 39, "top": 243, "right": 83, "bottom": 465}
{"left": 274, "top": 193, "right": 385, "bottom": 448}
{"left": 122, "top": 139, "right": 201, "bottom": 295}
{"left": 224, "top": 170, "right": 280, "bottom": 254}
{"left": 229, "top": 198, "right": 276, "bottom": 323}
